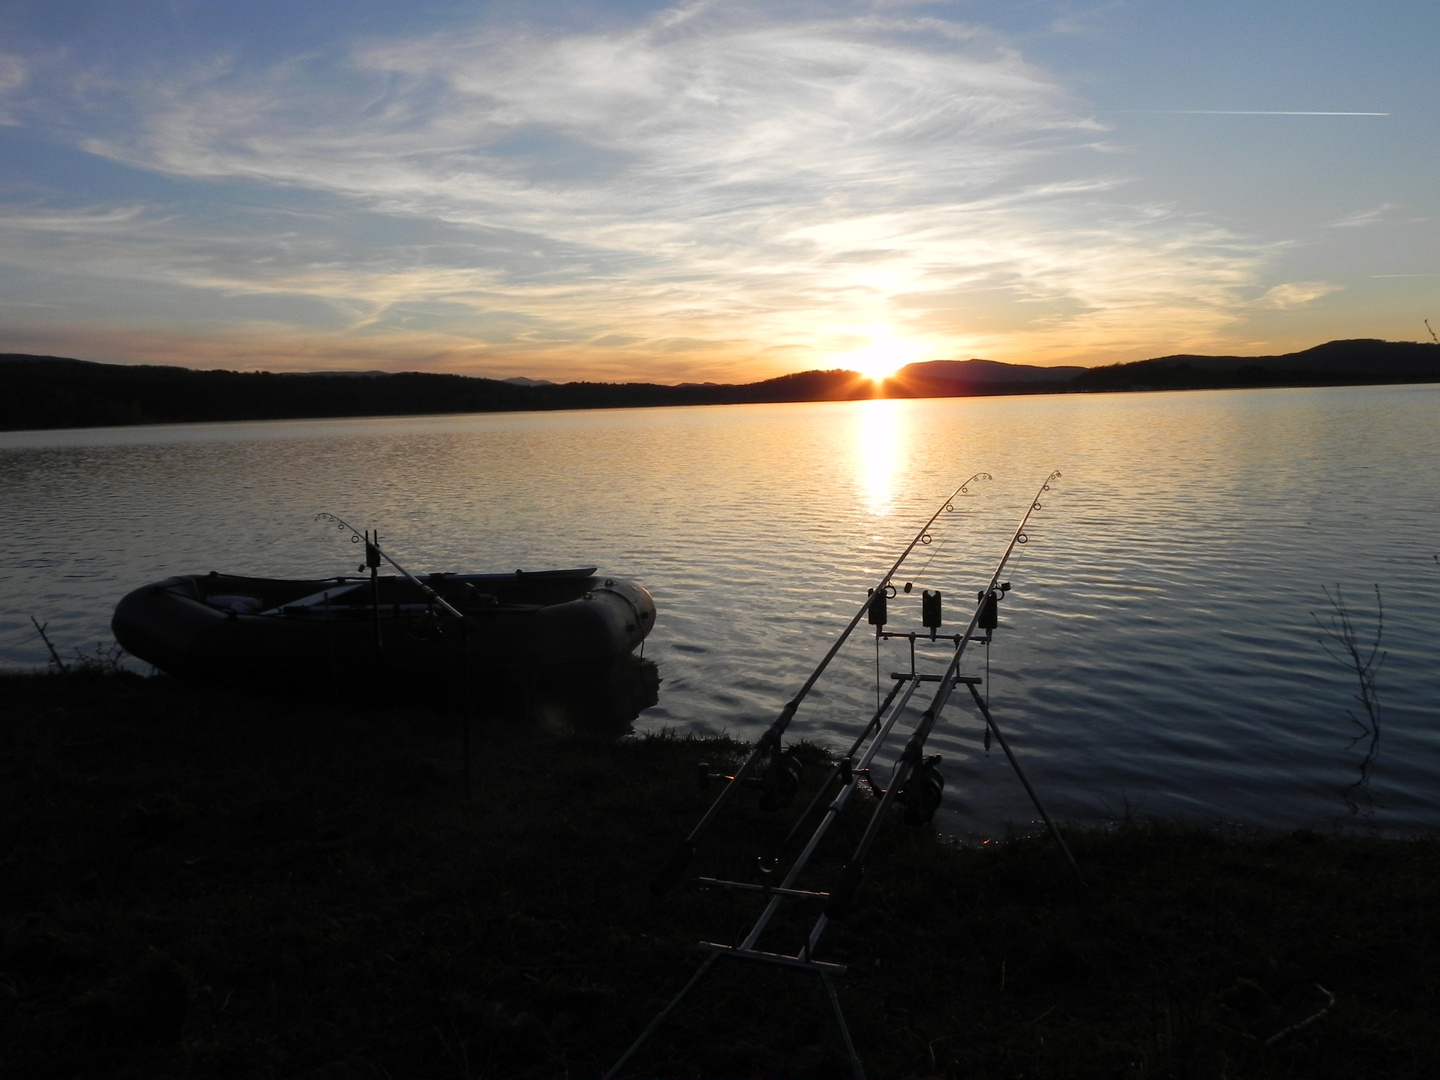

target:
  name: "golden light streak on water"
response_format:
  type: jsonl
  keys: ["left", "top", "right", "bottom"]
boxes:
{"left": 853, "top": 398, "right": 903, "bottom": 517}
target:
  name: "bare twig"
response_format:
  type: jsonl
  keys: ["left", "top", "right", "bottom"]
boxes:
{"left": 28, "top": 617, "right": 127, "bottom": 676}
{"left": 1313, "top": 585, "right": 1385, "bottom": 820}
{"left": 30, "top": 616, "right": 68, "bottom": 674}
{"left": 1264, "top": 984, "right": 1336, "bottom": 1046}
{"left": 71, "top": 640, "right": 128, "bottom": 675}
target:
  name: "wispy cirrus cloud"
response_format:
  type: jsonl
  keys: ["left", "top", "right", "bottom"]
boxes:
{"left": 0, "top": 53, "right": 29, "bottom": 125}
{"left": 1, "top": 5, "right": 1286, "bottom": 377}
{"left": 1252, "top": 281, "right": 1342, "bottom": 309}
{"left": 1327, "top": 204, "right": 1393, "bottom": 228}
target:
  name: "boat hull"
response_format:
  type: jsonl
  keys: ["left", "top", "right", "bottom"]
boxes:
{"left": 112, "top": 568, "right": 656, "bottom": 688}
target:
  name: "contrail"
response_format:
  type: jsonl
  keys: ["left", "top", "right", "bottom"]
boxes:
{"left": 1113, "top": 110, "right": 1389, "bottom": 116}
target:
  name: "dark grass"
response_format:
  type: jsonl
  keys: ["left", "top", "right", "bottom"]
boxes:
{"left": 3, "top": 671, "right": 1438, "bottom": 1079}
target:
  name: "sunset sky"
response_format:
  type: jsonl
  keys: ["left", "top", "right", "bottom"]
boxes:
{"left": 1, "top": 1, "right": 1435, "bottom": 384}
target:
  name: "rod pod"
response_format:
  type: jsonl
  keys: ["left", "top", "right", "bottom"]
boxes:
{"left": 610, "top": 472, "right": 1071, "bottom": 1080}
{"left": 649, "top": 472, "right": 992, "bottom": 895}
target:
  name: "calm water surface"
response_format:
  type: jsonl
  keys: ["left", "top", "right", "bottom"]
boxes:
{"left": 3, "top": 386, "right": 1438, "bottom": 840}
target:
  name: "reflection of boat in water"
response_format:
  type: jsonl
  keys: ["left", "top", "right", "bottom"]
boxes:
{"left": 112, "top": 567, "right": 656, "bottom": 691}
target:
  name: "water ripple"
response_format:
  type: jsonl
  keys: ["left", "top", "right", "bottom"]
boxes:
{"left": 3, "top": 387, "right": 1439, "bottom": 837}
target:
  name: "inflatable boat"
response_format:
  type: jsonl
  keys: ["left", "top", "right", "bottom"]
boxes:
{"left": 112, "top": 567, "right": 656, "bottom": 688}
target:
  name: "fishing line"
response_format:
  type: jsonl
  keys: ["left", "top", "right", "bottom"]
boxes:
{"left": 984, "top": 636, "right": 991, "bottom": 728}
{"left": 976, "top": 490, "right": 1052, "bottom": 741}
{"left": 869, "top": 510, "right": 962, "bottom": 709}
{"left": 988, "top": 509, "right": 1040, "bottom": 718}
{"left": 610, "top": 470, "right": 1072, "bottom": 1080}
{"left": 646, "top": 473, "right": 993, "bottom": 897}
{"left": 874, "top": 631, "right": 881, "bottom": 712}
{"left": 906, "top": 530, "right": 951, "bottom": 585}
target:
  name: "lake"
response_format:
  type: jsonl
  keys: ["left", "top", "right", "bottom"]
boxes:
{"left": 3, "top": 385, "right": 1438, "bottom": 841}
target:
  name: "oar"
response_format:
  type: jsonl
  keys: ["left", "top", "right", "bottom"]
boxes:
{"left": 649, "top": 472, "right": 992, "bottom": 895}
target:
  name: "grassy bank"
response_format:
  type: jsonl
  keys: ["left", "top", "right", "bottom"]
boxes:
{"left": 2, "top": 671, "right": 1437, "bottom": 1078}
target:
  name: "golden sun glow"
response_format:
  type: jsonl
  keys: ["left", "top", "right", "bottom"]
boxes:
{"left": 842, "top": 336, "right": 923, "bottom": 383}
{"left": 855, "top": 398, "right": 902, "bottom": 516}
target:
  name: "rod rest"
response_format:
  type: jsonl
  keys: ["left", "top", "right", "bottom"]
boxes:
{"left": 889, "top": 673, "right": 982, "bottom": 684}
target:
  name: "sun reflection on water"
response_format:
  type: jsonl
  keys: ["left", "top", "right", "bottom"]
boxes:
{"left": 854, "top": 398, "right": 903, "bottom": 516}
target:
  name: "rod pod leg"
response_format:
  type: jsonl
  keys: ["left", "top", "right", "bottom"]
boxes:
{"left": 606, "top": 952, "right": 867, "bottom": 1079}
{"left": 602, "top": 952, "right": 720, "bottom": 1079}
{"left": 965, "top": 682, "right": 1081, "bottom": 879}
{"left": 818, "top": 971, "right": 866, "bottom": 1080}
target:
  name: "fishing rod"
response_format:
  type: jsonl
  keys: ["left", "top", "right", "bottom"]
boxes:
{"left": 318, "top": 514, "right": 487, "bottom": 798}
{"left": 762, "top": 674, "right": 912, "bottom": 865}
{"left": 607, "top": 473, "right": 1067, "bottom": 1080}
{"left": 315, "top": 513, "right": 468, "bottom": 623}
{"left": 605, "top": 673, "right": 936, "bottom": 1080}
{"left": 823, "top": 469, "right": 1065, "bottom": 918}
{"left": 769, "top": 469, "right": 1065, "bottom": 880}
{"left": 649, "top": 472, "right": 992, "bottom": 895}
{"left": 713, "top": 471, "right": 1064, "bottom": 951}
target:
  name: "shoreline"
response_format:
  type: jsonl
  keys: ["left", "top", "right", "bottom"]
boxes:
{"left": 5, "top": 341, "right": 1439, "bottom": 433}
{"left": 3, "top": 671, "right": 1437, "bottom": 1077}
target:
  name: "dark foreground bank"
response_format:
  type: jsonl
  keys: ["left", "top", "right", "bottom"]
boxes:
{"left": 3, "top": 672, "right": 1437, "bottom": 1079}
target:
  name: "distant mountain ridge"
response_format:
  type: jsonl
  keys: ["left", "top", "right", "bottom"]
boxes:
{"left": 900, "top": 358, "right": 1085, "bottom": 383}
{"left": 2, "top": 339, "right": 1437, "bottom": 431}
{"left": 1066, "top": 339, "right": 1440, "bottom": 392}
{"left": 888, "top": 358, "right": 1086, "bottom": 397}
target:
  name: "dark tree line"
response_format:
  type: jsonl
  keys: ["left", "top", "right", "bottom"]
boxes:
{"left": 0, "top": 358, "right": 880, "bottom": 431}
{"left": 4, "top": 338, "right": 1438, "bottom": 431}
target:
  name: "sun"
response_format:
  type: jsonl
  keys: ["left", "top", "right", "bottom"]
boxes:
{"left": 844, "top": 337, "right": 919, "bottom": 383}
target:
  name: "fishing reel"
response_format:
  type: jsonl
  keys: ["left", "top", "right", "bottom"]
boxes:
{"left": 839, "top": 753, "right": 944, "bottom": 826}
{"left": 694, "top": 744, "right": 805, "bottom": 813}
{"left": 823, "top": 755, "right": 943, "bottom": 920}
{"left": 408, "top": 608, "right": 446, "bottom": 641}
{"left": 897, "top": 754, "right": 945, "bottom": 827}
{"left": 759, "top": 746, "right": 805, "bottom": 812}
